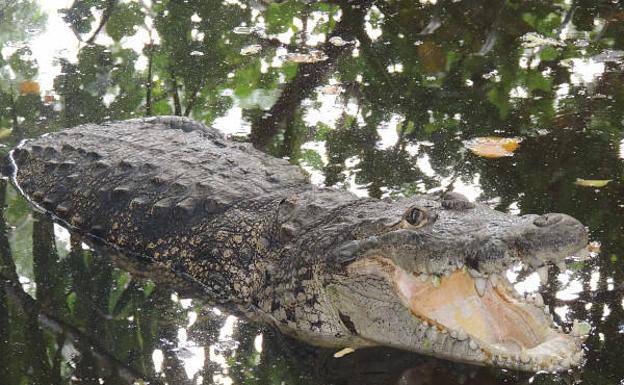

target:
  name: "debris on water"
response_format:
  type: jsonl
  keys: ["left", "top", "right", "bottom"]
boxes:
{"left": 233, "top": 25, "right": 264, "bottom": 35}
{"left": 240, "top": 44, "right": 263, "bottom": 55}
{"left": 587, "top": 241, "right": 601, "bottom": 254}
{"left": 328, "top": 36, "right": 352, "bottom": 47}
{"left": 417, "top": 40, "right": 446, "bottom": 73}
{"left": 464, "top": 137, "right": 521, "bottom": 158}
{"left": 520, "top": 32, "right": 564, "bottom": 48}
{"left": 319, "top": 84, "right": 342, "bottom": 95}
{"left": 333, "top": 347, "right": 355, "bottom": 358}
{"left": 18, "top": 80, "right": 41, "bottom": 95}
{"left": 233, "top": 26, "right": 260, "bottom": 35}
{"left": 283, "top": 50, "right": 328, "bottom": 63}
{"left": 574, "top": 178, "right": 612, "bottom": 188}
{"left": 0, "top": 128, "right": 13, "bottom": 139}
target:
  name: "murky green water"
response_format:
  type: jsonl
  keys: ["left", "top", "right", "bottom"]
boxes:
{"left": 0, "top": 0, "right": 623, "bottom": 384}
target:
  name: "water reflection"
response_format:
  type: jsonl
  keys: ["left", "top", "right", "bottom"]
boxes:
{"left": 1, "top": 0, "right": 624, "bottom": 384}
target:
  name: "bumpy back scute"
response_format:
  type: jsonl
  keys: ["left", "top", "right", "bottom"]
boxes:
{"left": 10, "top": 116, "right": 309, "bottom": 252}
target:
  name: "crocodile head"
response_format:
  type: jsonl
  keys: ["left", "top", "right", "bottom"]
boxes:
{"left": 303, "top": 192, "right": 589, "bottom": 372}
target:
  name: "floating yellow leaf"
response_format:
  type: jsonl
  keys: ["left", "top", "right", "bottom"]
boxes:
{"left": 0, "top": 128, "right": 12, "bottom": 139}
{"left": 574, "top": 179, "right": 612, "bottom": 188}
{"left": 333, "top": 347, "right": 355, "bottom": 358}
{"left": 464, "top": 137, "right": 521, "bottom": 158}
{"left": 18, "top": 80, "right": 40, "bottom": 95}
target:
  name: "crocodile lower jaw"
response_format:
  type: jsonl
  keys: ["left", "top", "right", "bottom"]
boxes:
{"left": 347, "top": 257, "right": 587, "bottom": 372}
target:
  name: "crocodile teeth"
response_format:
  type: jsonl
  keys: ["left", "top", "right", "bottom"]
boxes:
{"left": 488, "top": 274, "right": 498, "bottom": 288}
{"left": 426, "top": 327, "right": 439, "bottom": 342}
{"left": 520, "top": 351, "right": 530, "bottom": 364}
{"left": 537, "top": 266, "right": 549, "bottom": 284}
{"left": 456, "top": 329, "right": 468, "bottom": 341}
{"left": 468, "top": 339, "right": 479, "bottom": 350}
{"left": 474, "top": 277, "right": 487, "bottom": 297}
{"left": 533, "top": 293, "right": 544, "bottom": 307}
{"left": 468, "top": 268, "right": 482, "bottom": 278}
{"left": 419, "top": 273, "right": 428, "bottom": 282}
{"left": 431, "top": 275, "right": 441, "bottom": 287}
{"left": 571, "top": 320, "right": 591, "bottom": 337}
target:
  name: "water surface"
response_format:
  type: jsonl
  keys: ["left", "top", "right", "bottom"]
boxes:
{"left": 1, "top": 1, "right": 623, "bottom": 384}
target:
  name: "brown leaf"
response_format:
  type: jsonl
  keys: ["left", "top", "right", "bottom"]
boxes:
{"left": 464, "top": 137, "right": 521, "bottom": 158}
{"left": 18, "top": 80, "right": 41, "bottom": 95}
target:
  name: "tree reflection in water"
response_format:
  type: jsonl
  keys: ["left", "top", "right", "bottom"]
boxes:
{"left": 0, "top": 0, "right": 623, "bottom": 384}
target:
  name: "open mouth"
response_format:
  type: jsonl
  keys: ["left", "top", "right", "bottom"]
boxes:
{"left": 347, "top": 256, "right": 588, "bottom": 372}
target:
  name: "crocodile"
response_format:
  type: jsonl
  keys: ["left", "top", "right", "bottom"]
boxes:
{"left": 6, "top": 116, "right": 589, "bottom": 372}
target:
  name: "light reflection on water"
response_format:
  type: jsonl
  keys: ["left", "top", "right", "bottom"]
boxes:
{"left": 1, "top": 0, "right": 624, "bottom": 384}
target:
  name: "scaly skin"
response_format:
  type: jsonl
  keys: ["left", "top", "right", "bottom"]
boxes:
{"left": 7, "top": 117, "right": 589, "bottom": 371}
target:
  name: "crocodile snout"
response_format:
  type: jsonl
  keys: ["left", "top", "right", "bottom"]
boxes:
{"left": 516, "top": 212, "right": 588, "bottom": 264}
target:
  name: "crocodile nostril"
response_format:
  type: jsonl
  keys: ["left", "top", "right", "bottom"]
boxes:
{"left": 533, "top": 213, "right": 564, "bottom": 227}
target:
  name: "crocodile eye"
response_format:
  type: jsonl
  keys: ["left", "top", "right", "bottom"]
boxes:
{"left": 402, "top": 207, "right": 429, "bottom": 228}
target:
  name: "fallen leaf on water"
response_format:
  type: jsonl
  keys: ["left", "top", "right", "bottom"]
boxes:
{"left": 233, "top": 26, "right": 260, "bottom": 35}
{"left": 319, "top": 84, "right": 342, "bottom": 95}
{"left": 328, "top": 36, "right": 352, "bottom": 47}
{"left": 464, "top": 136, "right": 521, "bottom": 158}
{"left": 588, "top": 241, "right": 601, "bottom": 254}
{"left": 240, "top": 44, "right": 262, "bottom": 55}
{"left": 417, "top": 40, "right": 446, "bottom": 73}
{"left": 574, "top": 179, "right": 612, "bottom": 188}
{"left": 333, "top": 347, "right": 355, "bottom": 358}
{"left": 283, "top": 50, "right": 328, "bottom": 63}
{"left": 18, "top": 80, "right": 40, "bottom": 95}
{"left": 0, "top": 128, "right": 12, "bottom": 139}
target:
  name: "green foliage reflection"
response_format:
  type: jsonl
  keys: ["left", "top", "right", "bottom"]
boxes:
{"left": 0, "top": 0, "right": 623, "bottom": 384}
